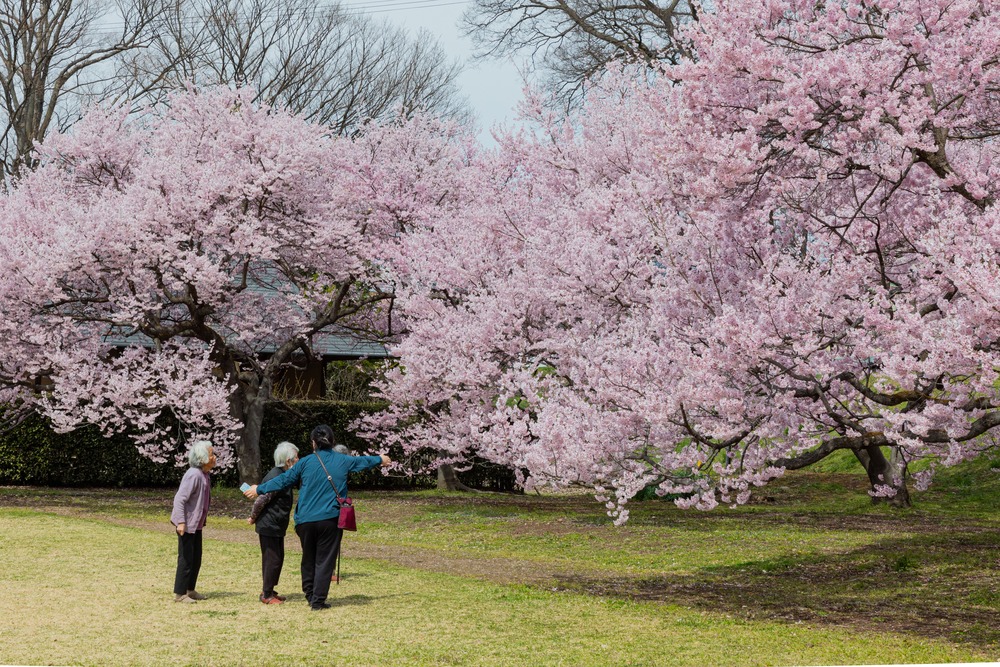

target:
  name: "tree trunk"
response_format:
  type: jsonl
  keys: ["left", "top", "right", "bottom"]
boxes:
{"left": 853, "top": 445, "right": 911, "bottom": 508}
{"left": 229, "top": 372, "right": 270, "bottom": 484}
{"left": 886, "top": 446, "right": 911, "bottom": 507}
{"left": 437, "top": 463, "right": 474, "bottom": 491}
{"left": 236, "top": 395, "right": 266, "bottom": 484}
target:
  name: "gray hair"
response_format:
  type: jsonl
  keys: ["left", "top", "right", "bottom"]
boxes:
{"left": 273, "top": 441, "right": 299, "bottom": 466}
{"left": 334, "top": 444, "right": 351, "bottom": 455}
{"left": 188, "top": 441, "right": 213, "bottom": 468}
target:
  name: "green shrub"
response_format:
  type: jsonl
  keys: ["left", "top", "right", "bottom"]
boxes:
{"left": 0, "top": 414, "right": 184, "bottom": 487}
{"left": 0, "top": 400, "right": 518, "bottom": 492}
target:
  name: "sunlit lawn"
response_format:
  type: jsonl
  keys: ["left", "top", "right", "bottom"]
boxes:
{"left": 1, "top": 457, "right": 999, "bottom": 666}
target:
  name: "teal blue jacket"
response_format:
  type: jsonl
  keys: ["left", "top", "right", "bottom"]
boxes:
{"left": 256, "top": 450, "right": 382, "bottom": 525}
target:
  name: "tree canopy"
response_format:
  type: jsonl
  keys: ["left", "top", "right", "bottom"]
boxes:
{"left": 369, "top": 0, "right": 1000, "bottom": 520}
{"left": 3, "top": 0, "right": 1000, "bottom": 520}
{"left": 0, "top": 88, "right": 473, "bottom": 481}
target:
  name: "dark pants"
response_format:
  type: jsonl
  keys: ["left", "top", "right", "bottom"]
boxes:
{"left": 295, "top": 519, "right": 342, "bottom": 608}
{"left": 173, "top": 531, "right": 203, "bottom": 595}
{"left": 259, "top": 534, "right": 285, "bottom": 598}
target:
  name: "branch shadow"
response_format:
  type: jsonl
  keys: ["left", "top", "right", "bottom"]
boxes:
{"left": 553, "top": 529, "right": 1000, "bottom": 648}
{"left": 331, "top": 592, "right": 415, "bottom": 607}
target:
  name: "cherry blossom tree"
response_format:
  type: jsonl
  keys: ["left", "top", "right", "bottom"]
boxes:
{"left": 368, "top": 0, "right": 1000, "bottom": 519}
{"left": 0, "top": 87, "right": 424, "bottom": 481}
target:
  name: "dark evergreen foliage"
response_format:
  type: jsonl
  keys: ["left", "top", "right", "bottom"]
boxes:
{"left": 0, "top": 401, "right": 519, "bottom": 491}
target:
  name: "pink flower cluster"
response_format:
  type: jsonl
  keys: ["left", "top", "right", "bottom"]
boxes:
{"left": 364, "top": 0, "right": 1000, "bottom": 520}
{"left": 3, "top": 0, "right": 1000, "bottom": 521}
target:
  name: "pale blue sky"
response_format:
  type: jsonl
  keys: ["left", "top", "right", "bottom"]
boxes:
{"left": 341, "top": 0, "right": 529, "bottom": 140}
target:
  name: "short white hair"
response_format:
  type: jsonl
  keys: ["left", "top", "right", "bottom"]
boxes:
{"left": 188, "top": 441, "right": 213, "bottom": 468}
{"left": 273, "top": 441, "right": 299, "bottom": 466}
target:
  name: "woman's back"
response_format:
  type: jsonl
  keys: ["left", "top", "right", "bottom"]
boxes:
{"left": 259, "top": 449, "right": 383, "bottom": 525}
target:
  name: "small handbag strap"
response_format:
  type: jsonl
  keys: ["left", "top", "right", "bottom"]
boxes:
{"left": 315, "top": 451, "right": 348, "bottom": 505}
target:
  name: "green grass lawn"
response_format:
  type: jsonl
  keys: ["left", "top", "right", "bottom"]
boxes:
{"left": 1, "top": 459, "right": 999, "bottom": 666}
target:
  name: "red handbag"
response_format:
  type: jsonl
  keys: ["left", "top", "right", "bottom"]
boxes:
{"left": 337, "top": 497, "right": 356, "bottom": 531}
{"left": 316, "top": 453, "right": 357, "bottom": 531}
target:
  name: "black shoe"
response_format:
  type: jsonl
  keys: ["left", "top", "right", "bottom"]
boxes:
{"left": 310, "top": 602, "right": 332, "bottom": 611}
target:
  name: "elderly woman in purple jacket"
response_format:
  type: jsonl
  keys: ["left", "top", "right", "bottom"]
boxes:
{"left": 171, "top": 440, "right": 216, "bottom": 603}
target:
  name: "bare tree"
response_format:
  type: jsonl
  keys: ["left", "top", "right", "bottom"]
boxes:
{"left": 0, "top": 0, "right": 165, "bottom": 180}
{"left": 462, "top": 0, "right": 700, "bottom": 106}
{"left": 0, "top": 0, "right": 468, "bottom": 182}
{"left": 123, "top": 0, "right": 469, "bottom": 135}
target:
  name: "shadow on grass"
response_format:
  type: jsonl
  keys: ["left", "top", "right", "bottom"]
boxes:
{"left": 554, "top": 528, "right": 1000, "bottom": 649}
{"left": 5, "top": 479, "right": 999, "bottom": 651}
{"left": 197, "top": 591, "right": 244, "bottom": 600}
{"left": 329, "top": 592, "right": 417, "bottom": 609}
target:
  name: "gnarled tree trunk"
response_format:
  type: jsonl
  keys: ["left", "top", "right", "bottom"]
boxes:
{"left": 854, "top": 445, "right": 911, "bottom": 507}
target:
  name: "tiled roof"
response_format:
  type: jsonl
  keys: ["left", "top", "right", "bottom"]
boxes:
{"left": 101, "top": 328, "right": 391, "bottom": 359}
{"left": 100, "top": 263, "right": 393, "bottom": 359}
{"left": 311, "top": 331, "right": 391, "bottom": 359}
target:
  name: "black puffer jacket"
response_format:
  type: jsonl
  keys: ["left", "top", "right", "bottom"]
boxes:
{"left": 254, "top": 466, "right": 295, "bottom": 537}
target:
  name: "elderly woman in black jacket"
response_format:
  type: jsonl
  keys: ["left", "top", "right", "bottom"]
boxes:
{"left": 248, "top": 441, "right": 299, "bottom": 604}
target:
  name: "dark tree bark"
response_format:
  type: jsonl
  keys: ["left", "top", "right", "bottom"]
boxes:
{"left": 771, "top": 433, "right": 912, "bottom": 508}
{"left": 437, "top": 463, "right": 475, "bottom": 492}
{"left": 233, "top": 387, "right": 266, "bottom": 485}
{"left": 854, "top": 446, "right": 911, "bottom": 508}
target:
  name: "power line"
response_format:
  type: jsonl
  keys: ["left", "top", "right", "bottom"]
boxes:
{"left": 339, "top": 0, "right": 469, "bottom": 9}
{"left": 355, "top": 0, "right": 470, "bottom": 12}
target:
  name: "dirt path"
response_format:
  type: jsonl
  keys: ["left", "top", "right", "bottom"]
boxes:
{"left": 4, "top": 485, "right": 1000, "bottom": 651}
{"left": 0, "top": 491, "right": 589, "bottom": 587}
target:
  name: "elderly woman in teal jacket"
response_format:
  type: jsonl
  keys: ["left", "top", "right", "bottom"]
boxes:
{"left": 245, "top": 425, "right": 390, "bottom": 611}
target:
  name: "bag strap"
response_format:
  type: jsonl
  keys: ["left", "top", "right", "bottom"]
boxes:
{"left": 315, "top": 451, "right": 348, "bottom": 505}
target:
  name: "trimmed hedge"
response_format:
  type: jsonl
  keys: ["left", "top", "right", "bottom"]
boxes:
{"left": 0, "top": 401, "right": 518, "bottom": 492}
{"left": 0, "top": 415, "right": 187, "bottom": 487}
{"left": 257, "top": 401, "right": 430, "bottom": 490}
{"left": 254, "top": 400, "right": 519, "bottom": 491}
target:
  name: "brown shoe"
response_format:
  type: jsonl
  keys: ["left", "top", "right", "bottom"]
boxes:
{"left": 186, "top": 590, "right": 207, "bottom": 600}
{"left": 260, "top": 595, "right": 283, "bottom": 605}
{"left": 174, "top": 594, "right": 197, "bottom": 603}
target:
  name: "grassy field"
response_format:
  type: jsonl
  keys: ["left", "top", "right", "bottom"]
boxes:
{"left": 1, "top": 458, "right": 999, "bottom": 666}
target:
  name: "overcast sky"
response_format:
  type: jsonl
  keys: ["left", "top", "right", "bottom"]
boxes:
{"left": 341, "top": 0, "right": 529, "bottom": 140}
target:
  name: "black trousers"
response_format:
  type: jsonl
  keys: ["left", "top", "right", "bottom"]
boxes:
{"left": 173, "top": 531, "right": 203, "bottom": 595}
{"left": 259, "top": 534, "right": 285, "bottom": 598}
{"left": 295, "top": 519, "right": 342, "bottom": 607}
